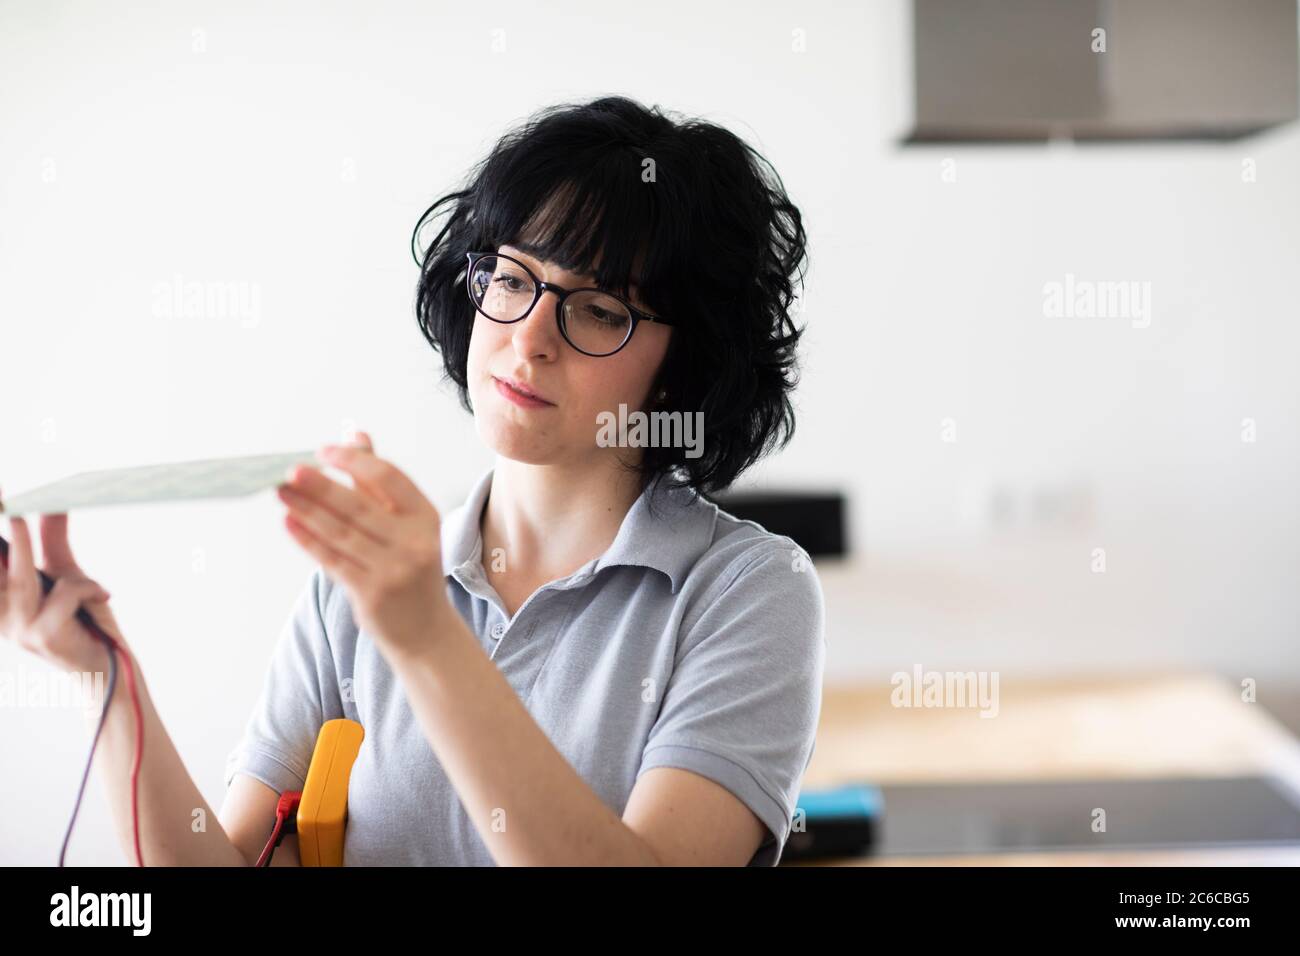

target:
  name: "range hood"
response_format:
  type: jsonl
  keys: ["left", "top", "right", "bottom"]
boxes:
{"left": 905, "top": 0, "right": 1300, "bottom": 142}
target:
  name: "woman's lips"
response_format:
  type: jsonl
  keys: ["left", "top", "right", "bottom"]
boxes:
{"left": 493, "top": 376, "right": 555, "bottom": 409}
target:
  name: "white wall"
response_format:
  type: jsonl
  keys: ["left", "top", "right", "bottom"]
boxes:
{"left": 1, "top": 0, "right": 1295, "bottom": 864}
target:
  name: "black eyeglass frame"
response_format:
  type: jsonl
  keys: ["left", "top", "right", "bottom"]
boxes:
{"left": 464, "top": 251, "right": 674, "bottom": 357}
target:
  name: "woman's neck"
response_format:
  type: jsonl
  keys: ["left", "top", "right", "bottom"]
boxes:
{"left": 479, "top": 455, "right": 647, "bottom": 584}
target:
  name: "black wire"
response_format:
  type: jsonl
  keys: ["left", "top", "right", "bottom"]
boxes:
{"left": 58, "top": 633, "right": 117, "bottom": 866}
{"left": 0, "top": 531, "right": 122, "bottom": 866}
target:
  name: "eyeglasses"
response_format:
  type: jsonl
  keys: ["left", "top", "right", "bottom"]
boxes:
{"left": 464, "top": 251, "right": 674, "bottom": 357}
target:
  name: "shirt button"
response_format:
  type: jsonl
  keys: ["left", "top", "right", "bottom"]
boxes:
{"left": 490, "top": 622, "right": 506, "bottom": 640}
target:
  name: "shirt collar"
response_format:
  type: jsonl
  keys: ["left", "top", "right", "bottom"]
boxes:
{"left": 440, "top": 467, "right": 715, "bottom": 594}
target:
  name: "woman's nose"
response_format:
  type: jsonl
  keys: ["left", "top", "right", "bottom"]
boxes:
{"left": 511, "top": 290, "right": 563, "bottom": 361}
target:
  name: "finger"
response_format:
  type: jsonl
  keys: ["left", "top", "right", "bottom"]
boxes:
{"left": 39, "top": 513, "right": 84, "bottom": 578}
{"left": 285, "top": 464, "right": 397, "bottom": 544}
{"left": 317, "top": 444, "right": 427, "bottom": 516}
{"left": 26, "top": 576, "right": 107, "bottom": 647}
{"left": 318, "top": 440, "right": 397, "bottom": 513}
{"left": 283, "top": 511, "right": 367, "bottom": 587}
{"left": 277, "top": 488, "right": 382, "bottom": 569}
{"left": 0, "top": 493, "right": 6, "bottom": 591}
{"left": 4, "top": 516, "right": 40, "bottom": 620}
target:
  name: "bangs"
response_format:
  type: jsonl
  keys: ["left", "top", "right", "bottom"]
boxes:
{"left": 473, "top": 155, "right": 674, "bottom": 307}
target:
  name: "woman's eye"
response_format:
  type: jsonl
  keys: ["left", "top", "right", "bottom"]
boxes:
{"left": 494, "top": 276, "right": 526, "bottom": 292}
{"left": 584, "top": 307, "right": 619, "bottom": 324}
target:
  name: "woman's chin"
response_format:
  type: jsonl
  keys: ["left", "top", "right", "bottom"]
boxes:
{"left": 475, "top": 416, "right": 565, "bottom": 465}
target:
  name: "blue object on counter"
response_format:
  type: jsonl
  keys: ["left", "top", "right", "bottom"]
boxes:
{"left": 783, "top": 783, "right": 883, "bottom": 861}
{"left": 796, "top": 783, "right": 884, "bottom": 819}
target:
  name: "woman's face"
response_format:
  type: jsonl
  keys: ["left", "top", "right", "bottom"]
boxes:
{"left": 466, "top": 244, "right": 672, "bottom": 469}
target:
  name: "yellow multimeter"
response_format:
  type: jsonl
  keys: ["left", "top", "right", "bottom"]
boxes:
{"left": 297, "top": 718, "right": 365, "bottom": 867}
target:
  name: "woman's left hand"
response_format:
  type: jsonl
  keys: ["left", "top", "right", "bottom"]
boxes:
{"left": 276, "top": 432, "right": 450, "bottom": 660}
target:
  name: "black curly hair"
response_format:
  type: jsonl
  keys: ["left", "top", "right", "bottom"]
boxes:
{"left": 411, "top": 95, "right": 808, "bottom": 497}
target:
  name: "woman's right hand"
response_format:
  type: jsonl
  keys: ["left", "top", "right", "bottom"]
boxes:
{"left": 1, "top": 509, "right": 128, "bottom": 675}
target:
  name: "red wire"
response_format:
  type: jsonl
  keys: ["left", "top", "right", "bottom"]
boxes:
{"left": 113, "top": 633, "right": 145, "bottom": 867}
{"left": 256, "top": 814, "right": 286, "bottom": 867}
{"left": 88, "top": 623, "right": 145, "bottom": 867}
{"left": 256, "top": 791, "right": 301, "bottom": 867}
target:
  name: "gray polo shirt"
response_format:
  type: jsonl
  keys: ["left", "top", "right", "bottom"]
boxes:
{"left": 225, "top": 467, "right": 826, "bottom": 865}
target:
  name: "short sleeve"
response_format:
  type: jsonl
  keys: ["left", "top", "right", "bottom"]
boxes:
{"left": 636, "top": 541, "right": 826, "bottom": 866}
{"left": 224, "top": 568, "right": 345, "bottom": 796}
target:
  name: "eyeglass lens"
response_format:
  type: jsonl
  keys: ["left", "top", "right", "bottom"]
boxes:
{"left": 468, "top": 255, "right": 633, "bottom": 356}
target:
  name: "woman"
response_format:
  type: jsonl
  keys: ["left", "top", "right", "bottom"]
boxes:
{"left": 1, "top": 96, "right": 824, "bottom": 866}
